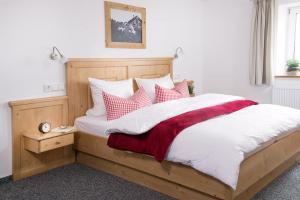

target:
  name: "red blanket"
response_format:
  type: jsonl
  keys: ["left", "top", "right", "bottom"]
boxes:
{"left": 107, "top": 100, "right": 258, "bottom": 162}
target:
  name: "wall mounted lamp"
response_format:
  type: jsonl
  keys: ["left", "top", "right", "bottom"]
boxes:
{"left": 50, "top": 46, "right": 67, "bottom": 62}
{"left": 174, "top": 47, "right": 184, "bottom": 59}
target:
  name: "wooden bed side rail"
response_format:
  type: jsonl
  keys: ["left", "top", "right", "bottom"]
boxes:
{"left": 74, "top": 132, "right": 233, "bottom": 200}
{"left": 234, "top": 129, "right": 300, "bottom": 198}
{"left": 77, "top": 152, "right": 225, "bottom": 200}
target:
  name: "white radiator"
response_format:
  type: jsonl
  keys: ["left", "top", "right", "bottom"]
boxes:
{"left": 272, "top": 87, "right": 300, "bottom": 109}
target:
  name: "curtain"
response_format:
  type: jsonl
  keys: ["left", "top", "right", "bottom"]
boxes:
{"left": 250, "top": 0, "right": 274, "bottom": 85}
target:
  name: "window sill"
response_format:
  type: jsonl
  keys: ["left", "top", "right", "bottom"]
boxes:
{"left": 275, "top": 71, "right": 300, "bottom": 78}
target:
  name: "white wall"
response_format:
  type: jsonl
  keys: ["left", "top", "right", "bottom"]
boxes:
{"left": 201, "top": 0, "right": 273, "bottom": 103}
{"left": 0, "top": 0, "right": 204, "bottom": 178}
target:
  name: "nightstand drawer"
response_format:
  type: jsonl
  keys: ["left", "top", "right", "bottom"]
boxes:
{"left": 40, "top": 134, "right": 74, "bottom": 152}
{"left": 24, "top": 133, "right": 74, "bottom": 153}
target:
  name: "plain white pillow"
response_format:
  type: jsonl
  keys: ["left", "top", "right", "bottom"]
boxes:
{"left": 135, "top": 74, "right": 174, "bottom": 102}
{"left": 87, "top": 78, "right": 134, "bottom": 117}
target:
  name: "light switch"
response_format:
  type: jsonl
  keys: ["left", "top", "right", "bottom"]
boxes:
{"left": 43, "top": 83, "right": 65, "bottom": 93}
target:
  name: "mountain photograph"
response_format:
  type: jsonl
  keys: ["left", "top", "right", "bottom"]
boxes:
{"left": 110, "top": 9, "right": 142, "bottom": 43}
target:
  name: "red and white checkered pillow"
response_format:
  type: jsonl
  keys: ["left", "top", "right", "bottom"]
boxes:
{"left": 174, "top": 80, "right": 190, "bottom": 98}
{"left": 155, "top": 80, "right": 190, "bottom": 103}
{"left": 103, "top": 87, "right": 152, "bottom": 120}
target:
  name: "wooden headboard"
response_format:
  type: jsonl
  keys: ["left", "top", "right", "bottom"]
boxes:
{"left": 66, "top": 58, "right": 173, "bottom": 124}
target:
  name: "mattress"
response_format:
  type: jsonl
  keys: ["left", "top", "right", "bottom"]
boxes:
{"left": 74, "top": 113, "right": 292, "bottom": 158}
{"left": 75, "top": 115, "right": 110, "bottom": 137}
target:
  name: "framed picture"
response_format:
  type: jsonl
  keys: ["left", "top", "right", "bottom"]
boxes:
{"left": 104, "top": 1, "right": 146, "bottom": 49}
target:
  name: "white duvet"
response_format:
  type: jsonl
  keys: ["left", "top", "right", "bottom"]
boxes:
{"left": 104, "top": 94, "right": 300, "bottom": 189}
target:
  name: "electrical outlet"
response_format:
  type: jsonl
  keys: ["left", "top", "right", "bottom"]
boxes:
{"left": 43, "top": 83, "right": 65, "bottom": 93}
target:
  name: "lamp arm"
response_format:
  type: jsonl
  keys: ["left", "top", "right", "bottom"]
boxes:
{"left": 53, "top": 46, "right": 64, "bottom": 58}
{"left": 174, "top": 47, "right": 183, "bottom": 59}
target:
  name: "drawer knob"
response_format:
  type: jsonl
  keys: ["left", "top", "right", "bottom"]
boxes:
{"left": 55, "top": 142, "right": 61, "bottom": 145}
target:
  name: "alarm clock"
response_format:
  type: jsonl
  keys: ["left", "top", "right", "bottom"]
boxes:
{"left": 38, "top": 122, "right": 51, "bottom": 134}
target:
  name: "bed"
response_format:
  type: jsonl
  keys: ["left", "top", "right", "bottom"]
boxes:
{"left": 66, "top": 58, "right": 300, "bottom": 200}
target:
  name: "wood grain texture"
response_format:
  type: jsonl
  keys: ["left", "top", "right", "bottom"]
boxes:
{"left": 104, "top": 1, "right": 146, "bottom": 49}
{"left": 75, "top": 132, "right": 231, "bottom": 199}
{"left": 77, "top": 152, "right": 220, "bottom": 200}
{"left": 9, "top": 96, "right": 75, "bottom": 180}
{"left": 39, "top": 134, "right": 73, "bottom": 153}
{"left": 66, "top": 57, "right": 173, "bottom": 125}
{"left": 75, "top": 130, "right": 300, "bottom": 200}
{"left": 234, "top": 151, "right": 300, "bottom": 200}
{"left": 23, "top": 131, "right": 75, "bottom": 141}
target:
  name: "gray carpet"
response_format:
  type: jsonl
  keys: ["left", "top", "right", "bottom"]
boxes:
{"left": 1, "top": 163, "right": 300, "bottom": 200}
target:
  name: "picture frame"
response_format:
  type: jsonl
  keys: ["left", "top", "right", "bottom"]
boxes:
{"left": 104, "top": 1, "right": 146, "bottom": 49}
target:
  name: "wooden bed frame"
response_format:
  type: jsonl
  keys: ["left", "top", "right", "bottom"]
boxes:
{"left": 66, "top": 58, "right": 300, "bottom": 200}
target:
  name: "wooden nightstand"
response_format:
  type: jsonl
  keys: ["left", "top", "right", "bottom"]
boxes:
{"left": 23, "top": 129, "right": 75, "bottom": 154}
{"left": 9, "top": 96, "right": 75, "bottom": 181}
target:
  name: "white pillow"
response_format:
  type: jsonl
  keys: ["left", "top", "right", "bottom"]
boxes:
{"left": 135, "top": 74, "right": 174, "bottom": 102}
{"left": 87, "top": 78, "right": 134, "bottom": 117}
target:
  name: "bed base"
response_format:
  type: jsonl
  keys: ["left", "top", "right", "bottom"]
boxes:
{"left": 75, "top": 130, "right": 300, "bottom": 200}
{"left": 77, "top": 152, "right": 221, "bottom": 200}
